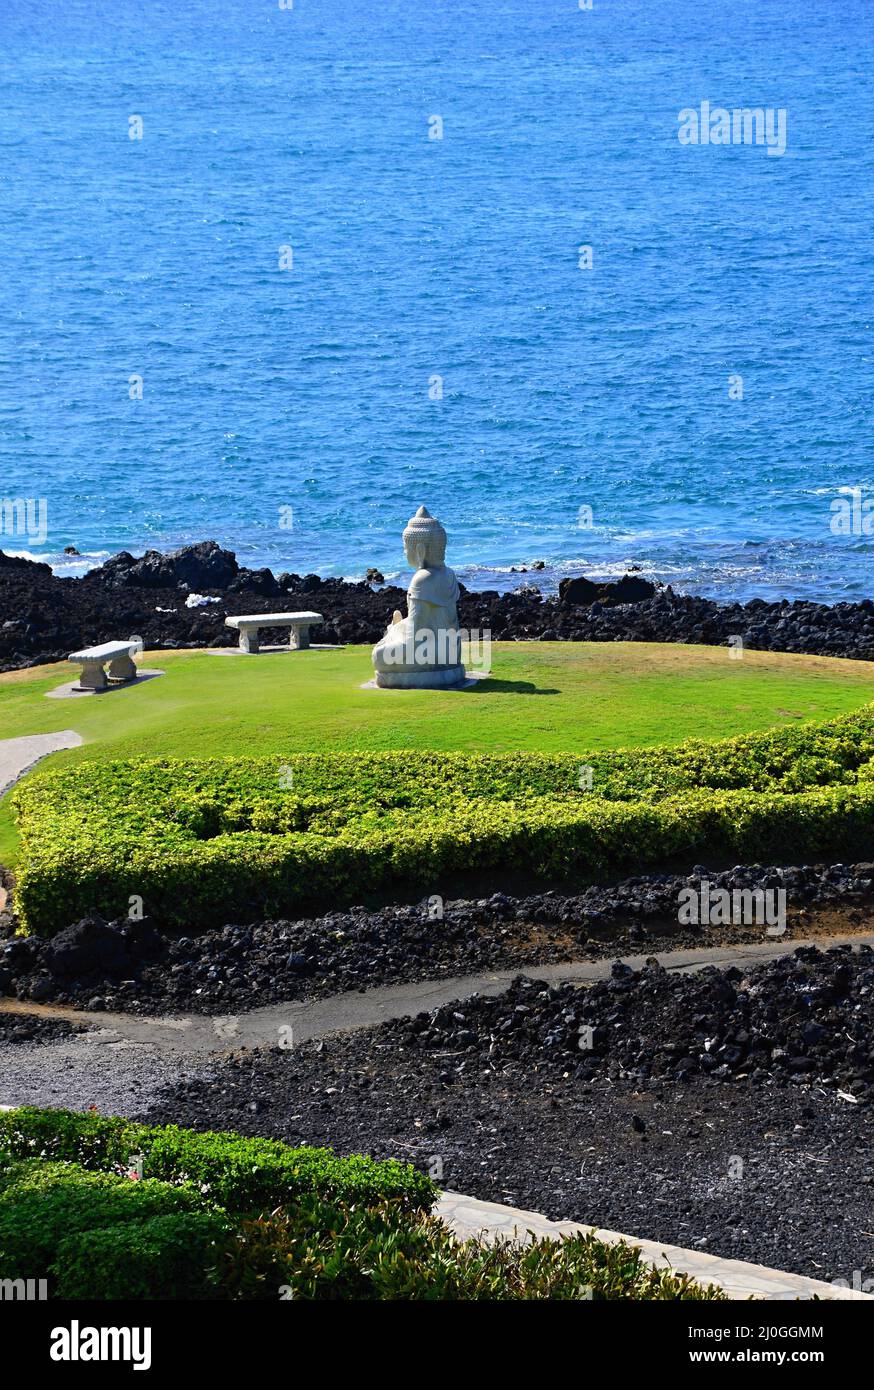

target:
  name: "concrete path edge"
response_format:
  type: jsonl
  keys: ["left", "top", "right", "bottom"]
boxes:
{"left": 436, "top": 1190, "right": 873, "bottom": 1301}
{"left": 0, "top": 730, "right": 83, "bottom": 799}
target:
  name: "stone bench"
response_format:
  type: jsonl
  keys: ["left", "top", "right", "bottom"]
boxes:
{"left": 224, "top": 611, "right": 324, "bottom": 654}
{"left": 68, "top": 638, "right": 143, "bottom": 691}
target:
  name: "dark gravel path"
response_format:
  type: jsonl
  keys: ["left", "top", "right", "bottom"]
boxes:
{"left": 5, "top": 861, "right": 874, "bottom": 1016}
{"left": 142, "top": 946, "right": 874, "bottom": 1283}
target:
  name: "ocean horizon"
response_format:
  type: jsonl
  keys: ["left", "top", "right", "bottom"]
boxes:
{"left": 1, "top": 0, "right": 873, "bottom": 604}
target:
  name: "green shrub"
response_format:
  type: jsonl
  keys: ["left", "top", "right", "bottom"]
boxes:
{"left": 0, "top": 1113, "right": 722, "bottom": 1301}
{"left": 0, "top": 1107, "right": 435, "bottom": 1215}
{"left": 219, "top": 1203, "right": 725, "bottom": 1301}
{"left": 0, "top": 1160, "right": 205, "bottom": 1279}
{"left": 54, "top": 1211, "right": 232, "bottom": 1300}
{"left": 16, "top": 706, "right": 874, "bottom": 934}
{"left": 0, "top": 1156, "right": 28, "bottom": 1196}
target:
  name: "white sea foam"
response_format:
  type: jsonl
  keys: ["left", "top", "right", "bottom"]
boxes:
{"left": 2, "top": 548, "right": 111, "bottom": 577}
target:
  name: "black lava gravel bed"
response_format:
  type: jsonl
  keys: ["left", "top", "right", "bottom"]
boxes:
{"left": 6, "top": 541, "right": 874, "bottom": 670}
{"left": 0, "top": 1011, "right": 90, "bottom": 1045}
{"left": 390, "top": 946, "right": 874, "bottom": 1096}
{"left": 3, "top": 862, "right": 874, "bottom": 1015}
{"left": 143, "top": 947, "right": 874, "bottom": 1283}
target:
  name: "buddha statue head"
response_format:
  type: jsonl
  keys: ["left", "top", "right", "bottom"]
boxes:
{"left": 402, "top": 505, "right": 447, "bottom": 571}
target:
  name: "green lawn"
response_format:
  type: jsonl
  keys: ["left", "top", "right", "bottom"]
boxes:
{"left": 3, "top": 640, "right": 874, "bottom": 866}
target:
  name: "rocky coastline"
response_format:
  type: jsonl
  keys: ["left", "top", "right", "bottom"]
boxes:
{"left": 3, "top": 540, "right": 874, "bottom": 672}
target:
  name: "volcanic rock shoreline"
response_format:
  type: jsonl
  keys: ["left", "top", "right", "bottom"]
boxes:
{"left": 3, "top": 540, "right": 874, "bottom": 671}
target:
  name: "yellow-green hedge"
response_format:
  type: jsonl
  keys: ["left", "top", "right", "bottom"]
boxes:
{"left": 13, "top": 706, "right": 874, "bottom": 934}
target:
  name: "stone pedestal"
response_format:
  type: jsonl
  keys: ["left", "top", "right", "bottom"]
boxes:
{"left": 108, "top": 653, "right": 138, "bottom": 681}
{"left": 79, "top": 660, "right": 108, "bottom": 690}
{"left": 376, "top": 664, "right": 466, "bottom": 689}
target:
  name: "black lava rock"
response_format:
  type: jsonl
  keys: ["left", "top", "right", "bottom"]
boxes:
{"left": 8, "top": 860, "right": 874, "bottom": 1019}
{"left": 44, "top": 916, "right": 131, "bottom": 979}
{"left": 5, "top": 541, "right": 874, "bottom": 672}
{"left": 388, "top": 945, "right": 874, "bottom": 1095}
{"left": 97, "top": 540, "right": 239, "bottom": 591}
{"left": 559, "top": 576, "right": 601, "bottom": 605}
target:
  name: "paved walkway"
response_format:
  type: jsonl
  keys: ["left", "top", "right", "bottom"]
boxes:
{"left": 0, "top": 730, "right": 82, "bottom": 799}
{"left": 4, "top": 931, "right": 873, "bottom": 1054}
{"left": 436, "top": 1191, "right": 873, "bottom": 1301}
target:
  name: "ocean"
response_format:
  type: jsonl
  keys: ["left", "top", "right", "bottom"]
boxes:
{"left": 1, "top": 0, "right": 873, "bottom": 602}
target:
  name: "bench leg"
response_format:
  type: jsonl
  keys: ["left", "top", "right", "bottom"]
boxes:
{"left": 108, "top": 653, "right": 137, "bottom": 682}
{"left": 239, "top": 629, "right": 259, "bottom": 654}
{"left": 78, "top": 661, "right": 107, "bottom": 691}
{"left": 289, "top": 626, "right": 310, "bottom": 650}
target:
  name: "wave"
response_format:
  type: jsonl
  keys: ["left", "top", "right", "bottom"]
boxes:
{"left": 3, "top": 549, "right": 111, "bottom": 578}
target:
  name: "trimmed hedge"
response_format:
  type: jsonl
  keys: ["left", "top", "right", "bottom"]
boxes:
{"left": 0, "top": 1159, "right": 211, "bottom": 1280}
{"left": 0, "top": 1106, "right": 435, "bottom": 1214}
{"left": 55, "top": 1211, "right": 232, "bottom": 1300}
{"left": 0, "top": 1111, "right": 723, "bottom": 1301}
{"left": 14, "top": 705, "right": 874, "bottom": 933}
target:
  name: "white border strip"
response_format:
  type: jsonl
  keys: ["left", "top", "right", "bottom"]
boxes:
{"left": 437, "top": 1190, "right": 873, "bottom": 1301}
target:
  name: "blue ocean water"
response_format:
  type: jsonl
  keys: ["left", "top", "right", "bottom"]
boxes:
{"left": 0, "top": 0, "right": 872, "bottom": 602}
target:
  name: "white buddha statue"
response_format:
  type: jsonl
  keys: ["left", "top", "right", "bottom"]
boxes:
{"left": 372, "top": 506, "right": 466, "bottom": 688}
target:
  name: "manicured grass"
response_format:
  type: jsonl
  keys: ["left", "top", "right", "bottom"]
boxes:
{"left": 3, "top": 640, "right": 874, "bottom": 867}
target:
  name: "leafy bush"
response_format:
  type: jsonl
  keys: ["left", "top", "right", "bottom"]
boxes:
{"left": 0, "top": 1106, "right": 435, "bottom": 1214}
{"left": 16, "top": 705, "right": 874, "bottom": 933}
{"left": 0, "top": 1111, "right": 722, "bottom": 1300}
{"left": 0, "top": 1159, "right": 206, "bottom": 1280}
{"left": 218, "top": 1203, "right": 725, "bottom": 1301}
{"left": 55, "top": 1212, "right": 232, "bottom": 1300}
